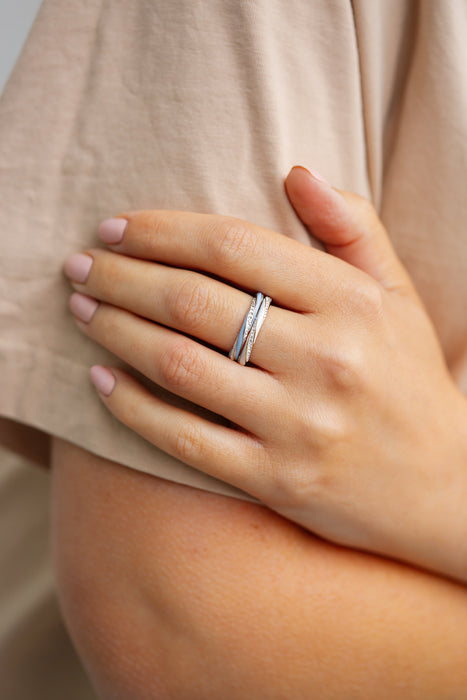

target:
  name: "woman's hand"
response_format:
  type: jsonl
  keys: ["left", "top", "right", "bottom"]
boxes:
{"left": 63, "top": 166, "right": 467, "bottom": 582}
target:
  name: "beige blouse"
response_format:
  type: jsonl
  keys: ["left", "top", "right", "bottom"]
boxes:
{"left": 2, "top": 0, "right": 466, "bottom": 499}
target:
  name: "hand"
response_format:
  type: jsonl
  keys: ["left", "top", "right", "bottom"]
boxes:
{"left": 64, "top": 166, "right": 467, "bottom": 582}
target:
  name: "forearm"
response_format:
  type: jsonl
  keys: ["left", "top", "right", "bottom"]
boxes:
{"left": 51, "top": 439, "right": 467, "bottom": 700}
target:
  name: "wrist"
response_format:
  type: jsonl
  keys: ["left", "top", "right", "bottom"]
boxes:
{"left": 380, "top": 385, "right": 467, "bottom": 584}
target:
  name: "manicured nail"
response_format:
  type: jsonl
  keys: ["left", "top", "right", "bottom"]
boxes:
{"left": 90, "top": 365, "right": 116, "bottom": 397}
{"left": 294, "top": 165, "right": 330, "bottom": 186}
{"left": 64, "top": 253, "right": 93, "bottom": 283}
{"left": 69, "top": 292, "right": 99, "bottom": 323}
{"left": 98, "top": 218, "right": 128, "bottom": 244}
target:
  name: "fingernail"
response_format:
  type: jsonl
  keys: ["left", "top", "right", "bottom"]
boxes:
{"left": 69, "top": 292, "right": 99, "bottom": 323}
{"left": 64, "top": 253, "right": 93, "bottom": 283}
{"left": 294, "top": 165, "right": 330, "bottom": 186}
{"left": 90, "top": 365, "right": 116, "bottom": 396}
{"left": 98, "top": 218, "right": 128, "bottom": 244}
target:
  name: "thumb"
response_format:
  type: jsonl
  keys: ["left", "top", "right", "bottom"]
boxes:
{"left": 285, "top": 165, "right": 416, "bottom": 297}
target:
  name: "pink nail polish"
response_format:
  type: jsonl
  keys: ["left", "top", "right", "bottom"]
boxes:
{"left": 98, "top": 218, "right": 128, "bottom": 244}
{"left": 69, "top": 292, "right": 99, "bottom": 323}
{"left": 90, "top": 365, "right": 116, "bottom": 396}
{"left": 64, "top": 253, "right": 93, "bottom": 283}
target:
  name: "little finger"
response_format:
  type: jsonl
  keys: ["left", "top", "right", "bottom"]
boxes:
{"left": 90, "top": 366, "right": 266, "bottom": 496}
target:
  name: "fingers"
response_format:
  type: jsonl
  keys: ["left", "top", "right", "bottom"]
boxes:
{"left": 97, "top": 210, "right": 360, "bottom": 312}
{"left": 284, "top": 166, "right": 417, "bottom": 297}
{"left": 65, "top": 248, "right": 307, "bottom": 373}
{"left": 89, "top": 366, "right": 265, "bottom": 495}
{"left": 72, "top": 299, "right": 282, "bottom": 437}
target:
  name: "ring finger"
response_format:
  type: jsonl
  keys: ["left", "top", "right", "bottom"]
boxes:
{"left": 71, "top": 297, "right": 283, "bottom": 437}
{"left": 65, "top": 248, "right": 308, "bottom": 372}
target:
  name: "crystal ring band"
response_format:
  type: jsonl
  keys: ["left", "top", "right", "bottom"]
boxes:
{"left": 229, "top": 292, "right": 272, "bottom": 365}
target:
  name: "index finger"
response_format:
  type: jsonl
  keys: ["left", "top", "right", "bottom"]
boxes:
{"left": 98, "top": 211, "right": 359, "bottom": 312}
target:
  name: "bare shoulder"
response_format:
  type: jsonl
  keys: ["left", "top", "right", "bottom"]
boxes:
{"left": 51, "top": 438, "right": 467, "bottom": 700}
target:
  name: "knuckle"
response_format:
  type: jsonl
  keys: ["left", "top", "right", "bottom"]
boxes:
{"left": 172, "top": 422, "right": 204, "bottom": 464}
{"left": 351, "top": 280, "right": 384, "bottom": 319}
{"left": 209, "top": 218, "right": 257, "bottom": 267}
{"left": 346, "top": 191, "right": 377, "bottom": 221}
{"left": 167, "top": 276, "right": 212, "bottom": 329}
{"left": 159, "top": 342, "right": 201, "bottom": 389}
{"left": 138, "top": 211, "right": 166, "bottom": 246}
{"left": 321, "top": 343, "right": 365, "bottom": 391}
{"left": 85, "top": 249, "right": 119, "bottom": 291}
{"left": 312, "top": 410, "right": 351, "bottom": 454}
{"left": 264, "top": 446, "right": 320, "bottom": 511}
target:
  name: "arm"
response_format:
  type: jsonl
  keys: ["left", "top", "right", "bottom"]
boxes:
{"left": 63, "top": 167, "right": 467, "bottom": 582}
{"left": 52, "top": 438, "right": 467, "bottom": 699}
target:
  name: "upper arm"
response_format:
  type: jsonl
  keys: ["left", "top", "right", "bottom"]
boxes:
{"left": 51, "top": 438, "right": 467, "bottom": 699}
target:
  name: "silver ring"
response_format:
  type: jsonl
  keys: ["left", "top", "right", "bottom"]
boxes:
{"left": 229, "top": 292, "right": 272, "bottom": 365}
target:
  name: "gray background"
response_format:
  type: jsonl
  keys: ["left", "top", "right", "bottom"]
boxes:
{"left": 0, "top": 0, "right": 43, "bottom": 93}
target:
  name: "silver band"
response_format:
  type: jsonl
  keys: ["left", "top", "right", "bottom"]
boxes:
{"left": 229, "top": 292, "right": 272, "bottom": 365}
{"left": 228, "top": 292, "right": 263, "bottom": 362}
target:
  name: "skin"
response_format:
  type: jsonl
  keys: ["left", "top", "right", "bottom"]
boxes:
{"left": 52, "top": 438, "right": 467, "bottom": 699}
{"left": 63, "top": 167, "right": 467, "bottom": 582}
{"left": 54, "top": 166, "right": 467, "bottom": 696}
